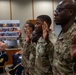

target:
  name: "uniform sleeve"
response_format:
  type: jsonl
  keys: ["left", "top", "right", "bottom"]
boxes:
{"left": 21, "top": 43, "right": 31, "bottom": 68}
{"left": 39, "top": 37, "right": 54, "bottom": 66}
{"left": 28, "top": 43, "right": 36, "bottom": 69}
{"left": 46, "top": 42, "right": 54, "bottom": 66}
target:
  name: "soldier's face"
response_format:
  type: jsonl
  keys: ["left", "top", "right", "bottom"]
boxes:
{"left": 35, "top": 18, "right": 43, "bottom": 34}
{"left": 24, "top": 24, "right": 29, "bottom": 33}
{"left": 54, "top": 1, "right": 72, "bottom": 25}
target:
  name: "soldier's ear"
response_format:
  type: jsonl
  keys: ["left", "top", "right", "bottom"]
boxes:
{"left": 69, "top": 9, "right": 74, "bottom": 16}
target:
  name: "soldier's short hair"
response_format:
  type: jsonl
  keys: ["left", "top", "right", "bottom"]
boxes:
{"left": 37, "top": 15, "right": 52, "bottom": 28}
{"left": 26, "top": 22, "right": 35, "bottom": 31}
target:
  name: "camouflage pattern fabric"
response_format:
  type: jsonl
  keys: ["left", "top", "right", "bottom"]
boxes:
{"left": 49, "top": 31, "right": 57, "bottom": 45}
{"left": 35, "top": 36, "right": 54, "bottom": 75}
{"left": 28, "top": 43, "right": 36, "bottom": 75}
{"left": 21, "top": 42, "right": 36, "bottom": 75}
{"left": 53, "top": 23, "right": 76, "bottom": 75}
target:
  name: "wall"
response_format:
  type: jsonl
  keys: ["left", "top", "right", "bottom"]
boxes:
{"left": 34, "top": 0, "right": 53, "bottom": 29}
{"left": 12, "top": 0, "right": 32, "bottom": 37}
{"left": 0, "top": 0, "right": 10, "bottom": 20}
{"left": 0, "top": 0, "right": 61, "bottom": 38}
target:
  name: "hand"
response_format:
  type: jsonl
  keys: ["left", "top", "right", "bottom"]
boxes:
{"left": 70, "top": 44, "right": 76, "bottom": 58}
{"left": 42, "top": 21, "right": 49, "bottom": 40}
{"left": 18, "top": 51, "right": 22, "bottom": 55}
{"left": 72, "top": 34, "right": 76, "bottom": 44}
{"left": 70, "top": 34, "right": 76, "bottom": 60}
{"left": 17, "top": 30, "right": 22, "bottom": 36}
{"left": 15, "top": 51, "right": 20, "bottom": 54}
{"left": 25, "top": 29, "right": 31, "bottom": 43}
{"left": 15, "top": 51, "right": 22, "bottom": 55}
{"left": 70, "top": 44, "right": 76, "bottom": 62}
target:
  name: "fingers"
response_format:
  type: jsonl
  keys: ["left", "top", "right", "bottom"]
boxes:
{"left": 72, "top": 33, "right": 76, "bottom": 44}
{"left": 25, "top": 30, "right": 31, "bottom": 42}
{"left": 70, "top": 44, "right": 76, "bottom": 52}
{"left": 42, "top": 21, "right": 48, "bottom": 31}
{"left": 70, "top": 44, "right": 76, "bottom": 57}
{"left": 26, "top": 30, "right": 31, "bottom": 37}
{"left": 44, "top": 21, "right": 48, "bottom": 30}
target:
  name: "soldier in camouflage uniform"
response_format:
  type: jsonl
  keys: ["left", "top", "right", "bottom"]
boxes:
{"left": 21, "top": 22, "right": 36, "bottom": 75}
{"left": 9, "top": 22, "right": 36, "bottom": 75}
{"left": 32, "top": 15, "right": 54, "bottom": 75}
{"left": 53, "top": 0, "right": 76, "bottom": 75}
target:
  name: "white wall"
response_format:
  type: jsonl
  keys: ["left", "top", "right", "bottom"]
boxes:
{"left": 0, "top": 0, "right": 10, "bottom": 20}
{"left": 0, "top": 0, "right": 61, "bottom": 38}
{"left": 11, "top": 0, "right": 33, "bottom": 37}
{"left": 54, "top": 0, "right": 61, "bottom": 9}
{"left": 34, "top": 0, "right": 53, "bottom": 29}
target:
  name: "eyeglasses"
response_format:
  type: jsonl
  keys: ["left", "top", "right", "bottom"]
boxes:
{"left": 54, "top": 8, "right": 72, "bottom": 13}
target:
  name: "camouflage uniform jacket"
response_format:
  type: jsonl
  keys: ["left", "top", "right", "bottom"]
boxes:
{"left": 49, "top": 31, "right": 57, "bottom": 45}
{"left": 21, "top": 41, "right": 36, "bottom": 75}
{"left": 28, "top": 43, "right": 36, "bottom": 75}
{"left": 35, "top": 36, "right": 54, "bottom": 75}
{"left": 53, "top": 23, "right": 76, "bottom": 75}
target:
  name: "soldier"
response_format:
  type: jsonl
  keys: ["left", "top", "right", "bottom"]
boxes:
{"left": 53, "top": 0, "right": 76, "bottom": 75}
{"left": 31, "top": 15, "right": 54, "bottom": 75}
{"left": 9, "top": 22, "right": 35, "bottom": 75}
{"left": 21, "top": 22, "right": 36, "bottom": 75}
